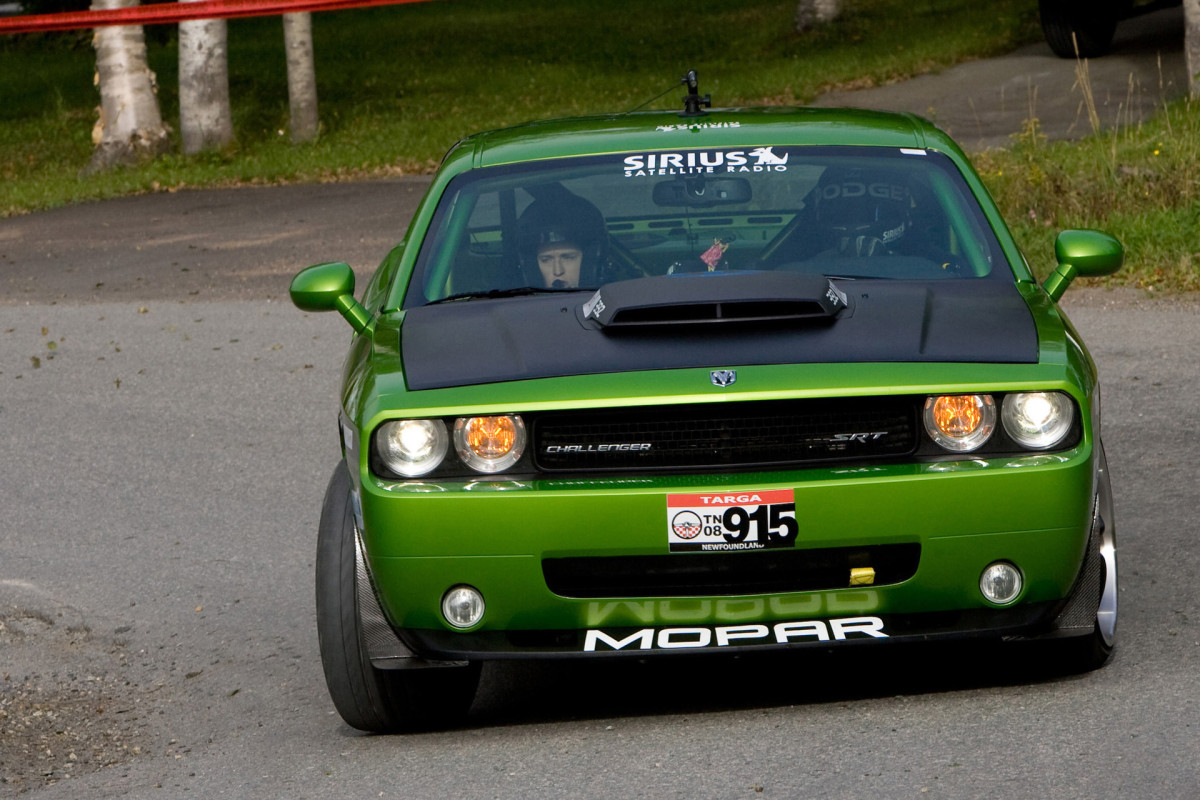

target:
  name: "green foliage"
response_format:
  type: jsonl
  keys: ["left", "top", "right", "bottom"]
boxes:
{"left": 975, "top": 96, "right": 1200, "bottom": 293}
{"left": 8, "top": 0, "right": 1191, "bottom": 292}
{"left": 0, "top": 0, "right": 1041, "bottom": 216}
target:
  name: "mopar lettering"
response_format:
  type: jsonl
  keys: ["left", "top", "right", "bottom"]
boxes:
{"left": 582, "top": 616, "right": 887, "bottom": 651}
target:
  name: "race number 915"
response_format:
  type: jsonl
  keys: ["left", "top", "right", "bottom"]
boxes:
{"left": 667, "top": 489, "right": 797, "bottom": 553}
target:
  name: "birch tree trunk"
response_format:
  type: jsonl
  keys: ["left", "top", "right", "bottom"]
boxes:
{"left": 179, "top": 0, "right": 233, "bottom": 154}
{"left": 1186, "top": 0, "right": 1200, "bottom": 98}
{"left": 283, "top": 12, "right": 319, "bottom": 143}
{"left": 794, "top": 0, "right": 841, "bottom": 33}
{"left": 88, "top": 0, "right": 169, "bottom": 173}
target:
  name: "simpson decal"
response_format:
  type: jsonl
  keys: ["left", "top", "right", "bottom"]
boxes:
{"left": 583, "top": 617, "right": 888, "bottom": 652}
{"left": 667, "top": 489, "right": 797, "bottom": 552}
{"left": 623, "top": 148, "right": 790, "bottom": 178}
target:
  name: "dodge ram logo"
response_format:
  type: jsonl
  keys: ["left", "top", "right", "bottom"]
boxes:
{"left": 710, "top": 370, "right": 737, "bottom": 387}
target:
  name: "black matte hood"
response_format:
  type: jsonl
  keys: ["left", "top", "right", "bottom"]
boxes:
{"left": 400, "top": 278, "right": 1038, "bottom": 391}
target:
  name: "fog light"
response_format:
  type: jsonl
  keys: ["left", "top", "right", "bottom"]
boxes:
{"left": 442, "top": 585, "right": 485, "bottom": 629}
{"left": 980, "top": 562, "right": 1022, "bottom": 605}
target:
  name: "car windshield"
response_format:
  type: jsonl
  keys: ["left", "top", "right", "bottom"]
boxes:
{"left": 406, "top": 146, "right": 1006, "bottom": 307}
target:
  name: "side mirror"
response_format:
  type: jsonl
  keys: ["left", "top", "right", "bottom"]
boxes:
{"left": 290, "top": 262, "right": 372, "bottom": 333}
{"left": 1042, "top": 230, "right": 1123, "bottom": 302}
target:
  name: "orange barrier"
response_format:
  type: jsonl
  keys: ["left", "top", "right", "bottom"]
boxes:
{"left": 0, "top": 0, "right": 439, "bottom": 35}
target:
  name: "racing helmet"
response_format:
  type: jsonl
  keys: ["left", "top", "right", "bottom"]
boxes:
{"left": 814, "top": 167, "right": 911, "bottom": 257}
{"left": 517, "top": 193, "right": 608, "bottom": 287}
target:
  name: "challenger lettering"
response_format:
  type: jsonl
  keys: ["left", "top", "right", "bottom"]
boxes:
{"left": 545, "top": 443, "right": 652, "bottom": 454}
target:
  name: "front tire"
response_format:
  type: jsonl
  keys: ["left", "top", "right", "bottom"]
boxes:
{"left": 1049, "top": 445, "right": 1117, "bottom": 673}
{"left": 315, "top": 463, "right": 480, "bottom": 733}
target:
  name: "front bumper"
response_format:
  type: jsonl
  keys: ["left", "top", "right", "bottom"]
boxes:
{"left": 358, "top": 448, "right": 1096, "bottom": 660}
{"left": 400, "top": 601, "right": 1071, "bottom": 660}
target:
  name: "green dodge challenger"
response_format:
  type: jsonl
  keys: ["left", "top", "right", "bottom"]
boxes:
{"left": 292, "top": 90, "right": 1121, "bottom": 732}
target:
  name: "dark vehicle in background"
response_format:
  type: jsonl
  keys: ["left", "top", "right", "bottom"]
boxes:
{"left": 1040, "top": 0, "right": 1182, "bottom": 57}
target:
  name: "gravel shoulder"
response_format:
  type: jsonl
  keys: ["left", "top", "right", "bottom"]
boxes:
{"left": 1, "top": 592, "right": 151, "bottom": 795}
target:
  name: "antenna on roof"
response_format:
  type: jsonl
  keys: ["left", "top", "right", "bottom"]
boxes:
{"left": 680, "top": 70, "right": 711, "bottom": 118}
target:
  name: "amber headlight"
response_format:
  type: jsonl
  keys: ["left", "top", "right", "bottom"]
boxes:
{"left": 1001, "top": 392, "right": 1074, "bottom": 450}
{"left": 454, "top": 415, "right": 526, "bottom": 473}
{"left": 923, "top": 394, "right": 996, "bottom": 452}
{"left": 375, "top": 419, "right": 448, "bottom": 477}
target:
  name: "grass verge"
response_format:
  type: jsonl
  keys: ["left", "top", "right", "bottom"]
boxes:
{"left": 976, "top": 92, "right": 1200, "bottom": 293}
{"left": 2, "top": 0, "right": 1197, "bottom": 292}
{"left": 2, "top": 0, "right": 1039, "bottom": 212}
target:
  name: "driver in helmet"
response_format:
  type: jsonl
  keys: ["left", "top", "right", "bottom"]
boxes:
{"left": 517, "top": 194, "right": 608, "bottom": 289}
{"left": 534, "top": 235, "right": 584, "bottom": 289}
{"left": 814, "top": 166, "right": 911, "bottom": 258}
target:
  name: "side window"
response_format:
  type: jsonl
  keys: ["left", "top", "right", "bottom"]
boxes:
{"left": 904, "top": 177, "right": 953, "bottom": 258}
{"left": 446, "top": 189, "right": 529, "bottom": 296}
{"left": 925, "top": 168, "right": 996, "bottom": 277}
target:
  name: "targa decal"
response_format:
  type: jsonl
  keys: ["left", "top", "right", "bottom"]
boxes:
{"left": 668, "top": 489, "right": 797, "bottom": 552}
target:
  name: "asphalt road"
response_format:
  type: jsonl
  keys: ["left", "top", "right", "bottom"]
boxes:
{"left": 3, "top": 9, "right": 1200, "bottom": 797}
{"left": 3, "top": 287, "right": 1199, "bottom": 798}
{"left": 812, "top": 5, "right": 1189, "bottom": 151}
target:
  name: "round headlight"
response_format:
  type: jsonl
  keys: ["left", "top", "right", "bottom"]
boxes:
{"left": 980, "top": 562, "right": 1023, "bottom": 605}
{"left": 454, "top": 415, "right": 526, "bottom": 473}
{"left": 375, "top": 419, "right": 448, "bottom": 477}
{"left": 442, "top": 585, "right": 485, "bottom": 629}
{"left": 923, "top": 394, "right": 996, "bottom": 452}
{"left": 1001, "top": 392, "right": 1074, "bottom": 450}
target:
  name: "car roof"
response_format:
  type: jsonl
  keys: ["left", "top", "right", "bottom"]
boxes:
{"left": 445, "top": 106, "right": 962, "bottom": 170}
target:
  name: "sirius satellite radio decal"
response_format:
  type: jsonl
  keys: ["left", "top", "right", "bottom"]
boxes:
{"left": 623, "top": 148, "right": 790, "bottom": 178}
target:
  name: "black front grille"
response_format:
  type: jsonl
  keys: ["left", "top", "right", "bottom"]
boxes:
{"left": 543, "top": 544, "right": 921, "bottom": 598}
{"left": 534, "top": 397, "right": 916, "bottom": 473}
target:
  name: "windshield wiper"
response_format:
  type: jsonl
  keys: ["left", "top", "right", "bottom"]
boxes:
{"left": 426, "top": 286, "right": 587, "bottom": 305}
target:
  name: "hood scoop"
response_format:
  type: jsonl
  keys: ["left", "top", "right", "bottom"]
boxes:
{"left": 581, "top": 273, "right": 848, "bottom": 329}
